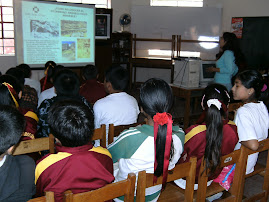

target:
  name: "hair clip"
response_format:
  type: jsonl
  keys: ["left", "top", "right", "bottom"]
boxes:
{"left": 214, "top": 88, "right": 220, "bottom": 93}
{"left": 261, "top": 84, "right": 267, "bottom": 92}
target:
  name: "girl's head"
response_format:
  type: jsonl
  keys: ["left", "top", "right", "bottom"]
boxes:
{"left": 140, "top": 78, "right": 173, "bottom": 117}
{"left": 140, "top": 78, "right": 174, "bottom": 186}
{"left": 0, "top": 75, "right": 22, "bottom": 108}
{"left": 232, "top": 70, "right": 266, "bottom": 102}
{"left": 201, "top": 83, "right": 230, "bottom": 175}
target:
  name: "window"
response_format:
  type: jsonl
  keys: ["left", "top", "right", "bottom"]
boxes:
{"left": 150, "top": 0, "right": 203, "bottom": 7}
{"left": 57, "top": 0, "right": 111, "bottom": 8}
{"left": 0, "top": 0, "right": 14, "bottom": 55}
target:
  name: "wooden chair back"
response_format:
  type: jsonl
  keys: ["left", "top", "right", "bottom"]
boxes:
{"left": 108, "top": 122, "right": 145, "bottom": 145}
{"left": 241, "top": 138, "right": 269, "bottom": 202}
{"left": 63, "top": 173, "right": 136, "bottom": 202}
{"left": 92, "top": 124, "right": 106, "bottom": 148}
{"left": 136, "top": 157, "right": 197, "bottom": 202}
{"left": 196, "top": 148, "right": 248, "bottom": 202}
{"left": 28, "top": 192, "right": 54, "bottom": 202}
{"left": 12, "top": 134, "right": 55, "bottom": 155}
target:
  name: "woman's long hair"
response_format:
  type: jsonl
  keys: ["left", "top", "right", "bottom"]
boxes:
{"left": 202, "top": 83, "right": 230, "bottom": 175}
{"left": 217, "top": 32, "right": 244, "bottom": 67}
{"left": 139, "top": 78, "right": 174, "bottom": 177}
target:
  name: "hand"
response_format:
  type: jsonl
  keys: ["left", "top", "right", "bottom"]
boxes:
{"left": 206, "top": 66, "right": 216, "bottom": 72}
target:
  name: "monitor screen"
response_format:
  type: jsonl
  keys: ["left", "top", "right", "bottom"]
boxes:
{"left": 13, "top": 0, "right": 95, "bottom": 68}
{"left": 202, "top": 63, "right": 216, "bottom": 79}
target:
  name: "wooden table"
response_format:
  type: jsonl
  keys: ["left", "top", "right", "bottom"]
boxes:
{"left": 170, "top": 84, "right": 205, "bottom": 129}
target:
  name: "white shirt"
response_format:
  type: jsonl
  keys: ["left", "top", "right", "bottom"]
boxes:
{"left": 25, "top": 78, "right": 41, "bottom": 97}
{"left": 38, "top": 87, "right": 56, "bottom": 107}
{"left": 234, "top": 102, "right": 269, "bottom": 174}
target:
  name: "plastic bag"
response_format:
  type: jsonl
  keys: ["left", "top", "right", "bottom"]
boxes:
{"left": 213, "top": 164, "right": 235, "bottom": 191}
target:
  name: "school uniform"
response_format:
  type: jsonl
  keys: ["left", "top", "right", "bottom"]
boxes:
{"left": 35, "top": 143, "right": 114, "bottom": 202}
{"left": 108, "top": 124, "right": 184, "bottom": 202}
{"left": 174, "top": 120, "right": 238, "bottom": 189}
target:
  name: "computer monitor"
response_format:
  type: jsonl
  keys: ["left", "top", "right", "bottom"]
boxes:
{"left": 199, "top": 61, "right": 216, "bottom": 87}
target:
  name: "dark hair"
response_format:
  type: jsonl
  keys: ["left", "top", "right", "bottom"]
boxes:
{"left": 6, "top": 67, "right": 25, "bottom": 86}
{"left": 0, "top": 75, "right": 22, "bottom": 107}
{"left": 17, "top": 63, "right": 31, "bottom": 78}
{"left": 105, "top": 65, "right": 129, "bottom": 91}
{"left": 82, "top": 65, "right": 98, "bottom": 80}
{"left": 218, "top": 32, "right": 244, "bottom": 67}
{"left": 201, "top": 83, "right": 230, "bottom": 175}
{"left": 235, "top": 70, "right": 267, "bottom": 101}
{"left": 140, "top": 78, "right": 174, "bottom": 177}
{"left": 47, "top": 100, "right": 94, "bottom": 147}
{"left": 0, "top": 105, "right": 25, "bottom": 155}
{"left": 53, "top": 69, "right": 80, "bottom": 97}
{"left": 45, "top": 61, "right": 57, "bottom": 82}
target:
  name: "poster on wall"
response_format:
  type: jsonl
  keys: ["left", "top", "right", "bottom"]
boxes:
{"left": 231, "top": 17, "right": 243, "bottom": 38}
{"left": 96, "top": 14, "right": 111, "bottom": 39}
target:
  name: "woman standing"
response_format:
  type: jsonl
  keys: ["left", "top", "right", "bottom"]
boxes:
{"left": 207, "top": 32, "right": 243, "bottom": 91}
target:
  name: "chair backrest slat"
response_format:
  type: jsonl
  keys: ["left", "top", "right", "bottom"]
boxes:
{"left": 64, "top": 173, "right": 136, "bottom": 202}
{"left": 28, "top": 191, "right": 54, "bottom": 202}
{"left": 92, "top": 124, "right": 106, "bottom": 148}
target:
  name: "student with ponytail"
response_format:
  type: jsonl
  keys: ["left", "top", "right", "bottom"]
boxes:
{"left": 174, "top": 83, "right": 238, "bottom": 190}
{"left": 232, "top": 70, "right": 269, "bottom": 174}
{"left": 108, "top": 78, "right": 184, "bottom": 202}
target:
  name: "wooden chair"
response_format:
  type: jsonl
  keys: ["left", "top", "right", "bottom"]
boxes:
{"left": 136, "top": 157, "right": 197, "bottom": 202}
{"left": 108, "top": 122, "right": 146, "bottom": 145}
{"left": 12, "top": 134, "right": 55, "bottom": 155}
{"left": 92, "top": 124, "right": 106, "bottom": 148}
{"left": 63, "top": 173, "right": 136, "bottom": 202}
{"left": 241, "top": 138, "right": 269, "bottom": 202}
{"left": 28, "top": 192, "right": 54, "bottom": 202}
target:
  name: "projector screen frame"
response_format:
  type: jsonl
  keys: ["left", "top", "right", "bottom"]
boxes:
{"left": 13, "top": 0, "right": 96, "bottom": 68}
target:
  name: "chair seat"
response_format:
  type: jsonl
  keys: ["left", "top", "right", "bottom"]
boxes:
{"left": 157, "top": 183, "right": 185, "bottom": 202}
{"left": 245, "top": 163, "right": 265, "bottom": 178}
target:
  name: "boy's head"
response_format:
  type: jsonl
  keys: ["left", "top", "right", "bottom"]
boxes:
{"left": 82, "top": 65, "right": 98, "bottom": 81}
{"left": 53, "top": 69, "right": 80, "bottom": 97}
{"left": 104, "top": 65, "right": 129, "bottom": 93}
{"left": 0, "top": 105, "right": 25, "bottom": 155}
{"left": 47, "top": 100, "right": 94, "bottom": 147}
{"left": 17, "top": 63, "right": 31, "bottom": 78}
{"left": 6, "top": 67, "right": 25, "bottom": 86}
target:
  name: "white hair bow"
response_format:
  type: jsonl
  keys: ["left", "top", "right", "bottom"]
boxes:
{"left": 207, "top": 99, "right": 222, "bottom": 110}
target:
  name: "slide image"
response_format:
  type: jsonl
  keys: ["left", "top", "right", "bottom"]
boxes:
{"left": 62, "top": 41, "right": 76, "bottom": 61}
{"left": 61, "top": 20, "right": 87, "bottom": 37}
{"left": 30, "top": 20, "right": 59, "bottom": 38}
{"left": 77, "top": 38, "right": 90, "bottom": 58}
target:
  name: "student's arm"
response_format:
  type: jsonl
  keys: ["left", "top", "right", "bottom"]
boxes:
{"left": 240, "top": 139, "right": 259, "bottom": 151}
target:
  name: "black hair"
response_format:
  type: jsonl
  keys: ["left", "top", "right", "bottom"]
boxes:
{"left": 47, "top": 100, "right": 94, "bottom": 147}
{"left": 82, "top": 65, "right": 98, "bottom": 80}
{"left": 53, "top": 69, "right": 80, "bottom": 97}
{"left": 45, "top": 61, "right": 57, "bottom": 82}
{"left": 0, "top": 75, "right": 22, "bottom": 107}
{"left": 217, "top": 32, "right": 244, "bottom": 67}
{"left": 235, "top": 70, "right": 267, "bottom": 101}
{"left": 201, "top": 83, "right": 230, "bottom": 175}
{"left": 140, "top": 78, "right": 174, "bottom": 177}
{"left": 105, "top": 65, "right": 129, "bottom": 91}
{"left": 17, "top": 63, "right": 31, "bottom": 78}
{"left": 0, "top": 105, "right": 25, "bottom": 155}
{"left": 6, "top": 67, "right": 25, "bottom": 86}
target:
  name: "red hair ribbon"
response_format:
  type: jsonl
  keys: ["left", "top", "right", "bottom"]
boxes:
{"left": 153, "top": 112, "right": 173, "bottom": 188}
{"left": 42, "top": 64, "right": 54, "bottom": 92}
{"left": 2, "top": 82, "right": 19, "bottom": 108}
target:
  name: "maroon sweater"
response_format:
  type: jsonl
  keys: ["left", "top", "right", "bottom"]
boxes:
{"left": 35, "top": 143, "right": 114, "bottom": 201}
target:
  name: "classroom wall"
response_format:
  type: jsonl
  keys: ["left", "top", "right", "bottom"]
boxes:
{"left": 1, "top": 0, "right": 269, "bottom": 79}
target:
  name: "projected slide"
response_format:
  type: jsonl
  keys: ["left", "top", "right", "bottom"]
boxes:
{"left": 14, "top": 0, "right": 95, "bottom": 66}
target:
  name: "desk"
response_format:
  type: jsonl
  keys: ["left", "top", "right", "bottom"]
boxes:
{"left": 170, "top": 84, "right": 204, "bottom": 129}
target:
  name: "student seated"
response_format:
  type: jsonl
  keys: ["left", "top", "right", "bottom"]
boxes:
{"left": 0, "top": 105, "right": 36, "bottom": 201}
{"left": 37, "top": 69, "right": 92, "bottom": 139}
{"left": 35, "top": 100, "right": 114, "bottom": 201}
{"left": 79, "top": 64, "right": 107, "bottom": 103}
{"left": 17, "top": 63, "right": 41, "bottom": 97}
{"left": 232, "top": 70, "right": 269, "bottom": 174}
{"left": 174, "top": 84, "right": 238, "bottom": 190}
{"left": 40, "top": 61, "right": 56, "bottom": 92}
{"left": 94, "top": 65, "right": 139, "bottom": 145}
{"left": 108, "top": 78, "right": 184, "bottom": 202}
{"left": 0, "top": 74, "right": 38, "bottom": 141}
